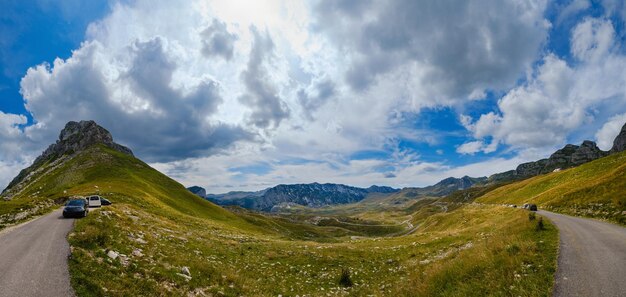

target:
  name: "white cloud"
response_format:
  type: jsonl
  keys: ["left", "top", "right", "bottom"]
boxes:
{"left": 595, "top": 112, "right": 626, "bottom": 150}
{"left": 464, "top": 17, "right": 626, "bottom": 154}
{"left": 456, "top": 140, "right": 498, "bottom": 155}
{"left": 7, "top": 0, "right": 611, "bottom": 192}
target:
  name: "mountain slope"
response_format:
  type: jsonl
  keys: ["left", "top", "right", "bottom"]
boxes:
{"left": 477, "top": 150, "right": 626, "bottom": 225}
{"left": 0, "top": 121, "right": 239, "bottom": 228}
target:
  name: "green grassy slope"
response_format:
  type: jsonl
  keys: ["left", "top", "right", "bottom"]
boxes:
{"left": 1, "top": 145, "right": 239, "bottom": 223}
{"left": 477, "top": 151, "right": 626, "bottom": 225}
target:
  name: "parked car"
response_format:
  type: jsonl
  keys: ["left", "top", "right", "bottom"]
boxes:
{"left": 63, "top": 199, "right": 88, "bottom": 218}
{"left": 528, "top": 204, "right": 538, "bottom": 211}
{"left": 101, "top": 197, "right": 112, "bottom": 206}
{"left": 88, "top": 195, "right": 102, "bottom": 208}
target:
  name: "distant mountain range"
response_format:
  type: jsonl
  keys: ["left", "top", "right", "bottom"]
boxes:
{"left": 199, "top": 183, "right": 398, "bottom": 211}
{"left": 189, "top": 176, "right": 487, "bottom": 211}
{"left": 191, "top": 122, "right": 626, "bottom": 212}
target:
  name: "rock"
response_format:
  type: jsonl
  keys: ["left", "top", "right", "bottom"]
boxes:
{"left": 2, "top": 120, "right": 133, "bottom": 194}
{"left": 181, "top": 266, "right": 191, "bottom": 276}
{"left": 610, "top": 122, "right": 626, "bottom": 153}
{"left": 132, "top": 248, "right": 143, "bottom": 257}
{"left": 107, "top": 250, "right": 119, "bottom": 260}
{"left": 187, "top": 186, "right": 206, "bottom": 198}
{"left": 514, "top": 140, "right": 607, "bottom": 178}
{"left": 176, "top": 273, "right": 192, "bottom": 281}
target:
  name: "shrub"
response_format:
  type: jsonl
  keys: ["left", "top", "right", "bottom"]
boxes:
{"left": 506, "top": 244, "right": 521, "bottom": 255}
{"left": 528, "top": 212, "right": 536, "bottom": 221}
{"left": 536, "top": 217, "right": 545, "bottom": 231}
{"left": 338, "top": 268, "right": 353, "bottom": 287}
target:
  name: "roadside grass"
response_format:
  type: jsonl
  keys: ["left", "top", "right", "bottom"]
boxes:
{"left": 477, "top": 151, "right": 626, "bottom": 226}
{"left": 69, "top": 203, "right": 557, "bottom": 296}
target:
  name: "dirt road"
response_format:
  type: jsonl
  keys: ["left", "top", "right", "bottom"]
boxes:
{"left": 538, "top": 210, "right": 626, "bottom": 297}
{"left": 0, "top": 209, "right": 74, "bottom": 297}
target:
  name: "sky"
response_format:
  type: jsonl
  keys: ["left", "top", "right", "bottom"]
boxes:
{"left": 2, "top": 0, "right": 626, "bottom": 193}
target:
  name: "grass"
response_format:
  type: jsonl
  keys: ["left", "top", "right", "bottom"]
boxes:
{"left": 68, "top": 203, "right": 557, "bottom": 296}
{"left": 2, "top": 144, "right": 559, "bottom": 296}
{"left": 477, "top": 151, "right": 626, "bottom": 225}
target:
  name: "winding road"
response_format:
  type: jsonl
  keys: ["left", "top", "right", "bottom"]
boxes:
{"left": 539, "top": 210, "right": 626, "bottom": 297}
{"left": 0, "top": 209, "right": 74, "bottom": 297}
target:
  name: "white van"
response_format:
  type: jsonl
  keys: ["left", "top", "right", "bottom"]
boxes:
{"left": 88, "top": 195, "right": 102, "bottom": 208}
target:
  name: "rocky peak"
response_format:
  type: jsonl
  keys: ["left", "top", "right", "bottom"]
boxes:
{"left": 44, "top": 120, "right": 133, "bottom": 159}
{"left": 2, "top": 120, "right": 132, "bottom": 194}
{"left": 513, "top": 140, "right": 607, "bottom": 179}
{"left": 610, "top": 122, "right": 626, "bottom": 153}
{"left": 187, "top": 186, "right": 207, "bottom": 198}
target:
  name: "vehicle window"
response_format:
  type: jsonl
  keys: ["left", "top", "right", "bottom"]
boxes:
{"left": 90, "top": 196, "right": 99, "bottom": 200}
{"left": 67, "top": 200, "right": 84, "bottom": 206}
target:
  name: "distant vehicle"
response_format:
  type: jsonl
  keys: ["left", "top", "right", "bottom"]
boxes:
{"left": 101, "top": 197, "right": 112, "bottom": 206}
{"left": 528, "top": 204, "right": 538, "bottom": 211}
{"left": 523, "top": 203, "right": 530, "bottom": 209}
{"left": 88, "top": 195, "right": 102, "bottom": 208}
{"left": 63, "top": 199, "right": 88, "bottom": 218}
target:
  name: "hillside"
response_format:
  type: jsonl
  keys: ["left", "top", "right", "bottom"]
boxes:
{"left": 477, "top": 150, "right": 626, "bottom": 225}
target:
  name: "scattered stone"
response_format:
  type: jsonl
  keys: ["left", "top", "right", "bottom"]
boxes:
{"left": 181, "top": 266, "right": 191, "bottom": 276}
{"left": 107, "top": 250, "right": 119, "bottom": 260}
{"left": 132, "top": 248, "right": 143, "bottom": 257}
{"left": 176, "top": 273, "right": 192, "bottom": 281}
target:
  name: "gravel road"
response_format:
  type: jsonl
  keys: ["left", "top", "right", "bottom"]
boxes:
{"left": 538, "top": 210, "right": 626, "bottom": 297}
{"left": 0, "top": 209, "right": 74, "bottom": 297}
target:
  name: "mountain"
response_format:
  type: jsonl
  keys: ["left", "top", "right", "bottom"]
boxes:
{"left": 187, "top": 186, "right": 206, "bottom": 197}
{"left": 487, "top": 125, "right": 626, "bottom": 183}
{"left": 610, "top": 122, "right": 626, "bottom": 153}
{"left": 0, "top": 120, "right": 238, "bottom": 226}
{"left": 2, "top": 120, "right": 133, "bottom": 198}
{"left": 477, "top": 149, "right": 626, "bottom": 226}
{"left": 207, "top": 176, "right": 487, "bottom": 212}
{"left": 207, "top": 183, "right": 400, "bottom": 211}
{"left": 514, "top": 140, "right": 607, "bottom": 177}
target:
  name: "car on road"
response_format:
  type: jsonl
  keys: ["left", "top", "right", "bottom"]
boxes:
{"left": 63, "top": 199, "right": 89, "bottom": 218}
{"left": 101, "top": 197, "right": 112, "bottom": 206}
{"left": 528, "top": 204, "right": 538, "bottom": 211}
{"left": 87, "top": 195, "right": 102, "bottom": 208}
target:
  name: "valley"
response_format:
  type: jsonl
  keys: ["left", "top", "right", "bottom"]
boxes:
{"left": 0, "top": 120, "right": 624, "bottom": 296}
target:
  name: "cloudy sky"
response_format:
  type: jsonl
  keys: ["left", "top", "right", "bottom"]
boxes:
{"left": 1, "top": 0, "right": 626, "bottom": 193}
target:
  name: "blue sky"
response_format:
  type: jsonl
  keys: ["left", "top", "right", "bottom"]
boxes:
{"left": 2, "top": 0, "right": 626, "bottom": 193}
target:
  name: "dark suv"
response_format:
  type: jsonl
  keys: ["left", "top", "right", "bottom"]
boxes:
{"left": 63, "top": 199, "right": 89, "bottom": 218}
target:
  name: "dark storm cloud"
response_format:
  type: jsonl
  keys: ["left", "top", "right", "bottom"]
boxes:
{"left": 238, "top": 27, "right": 290, "bottom": 129}
{"left": 314, "top": 0, "right": 548, "bottom": 98}
{"left": 200, "top": 19, "right": 237, "bottom": 61}
{"left": 20, "top": 38, "right": 254, "bottom": 162}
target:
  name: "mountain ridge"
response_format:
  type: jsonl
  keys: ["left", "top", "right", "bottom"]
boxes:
{"left": 2, "top": 120, "right": 133, "bottom": 198}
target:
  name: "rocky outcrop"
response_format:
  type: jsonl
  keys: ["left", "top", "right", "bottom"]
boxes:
{"left": 610, "top": 122, "right": 626, "bottom": 153}
{"left": 2, "top": 120, "right": 132, "bottom": 194}
{"left": 187, "top": 186, "right": 206, "bottom": 198}
{"left": 513, "top": 140, "right": 607, "bottom": 179}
